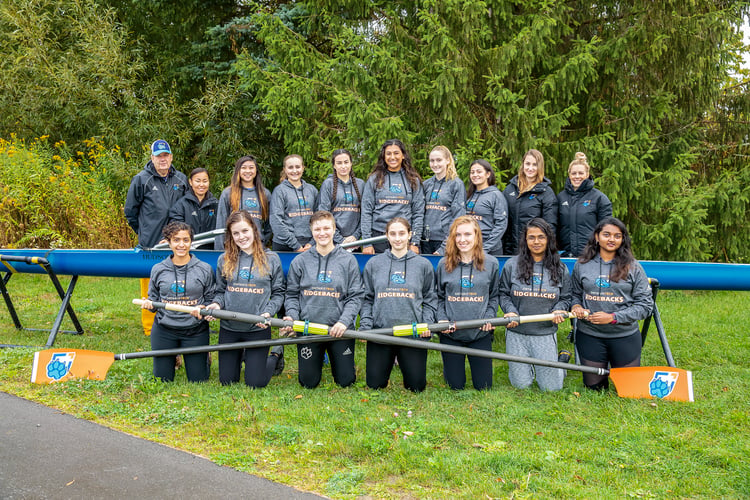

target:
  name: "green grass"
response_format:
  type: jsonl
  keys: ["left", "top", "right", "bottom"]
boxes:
{"left": 1, "top": 274, "right": 749, "bottom": 498}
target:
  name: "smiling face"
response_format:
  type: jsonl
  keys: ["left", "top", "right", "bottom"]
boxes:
{"left": 525, "top": 226, "right": 548, "bottom": 261}
{"left": 239, "top": 160, "right": 256, "bottom": 186}
{"left": 387, "top": 221, "right": 411, "bottom": 253}
{"left": 284, "top": 156, "right": 304, "bottom": 184}
{"left": 522, "top": 154, "right": 538, "bottom": 183}
{"left": 189, "top": 171, "right": 210, "bottom": 199}
{"left": 469, "top": 163, "right": 491, "bottom": 190}
{"left": 384, "top": 145, "right": 404, "bottom": 172}
{"left": 333, "top": 153, "right": 352, "bottom": 180}
{"left": 230, "top": 220, "right": 255, "bottom": 252}
{"left": 429, "top": 150, "right": 448, "bottom": 178}
{"left": 151, "top": 152, "right": 173, "bottom": 177}
{"left": 454, "top": 222, "right": 477, "bottom": 255}
{"left": 311, "top": 217, "right": 335, "bottom": 248}
{"left": 569, "top": 164, "right": 588, "bottom": 189}
{"left": 169, "top": 230, "right": 192, "bottom": 258}
{"left": 596, "top": 223, "right": 623, "bottom": 259}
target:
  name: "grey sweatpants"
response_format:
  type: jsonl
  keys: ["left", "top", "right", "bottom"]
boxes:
{"left": 505, "top": 331, "right": 563, "bottom": 391}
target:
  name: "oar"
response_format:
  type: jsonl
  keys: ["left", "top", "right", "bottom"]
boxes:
{"left": 340, "top": 235, "right": 387, "bottom": 249}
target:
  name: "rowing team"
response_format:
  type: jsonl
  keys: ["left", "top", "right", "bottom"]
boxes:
{"left": 140, "top": 211, "right": 651, "bottom": 393}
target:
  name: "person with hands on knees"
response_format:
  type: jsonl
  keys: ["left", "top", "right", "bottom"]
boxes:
{"left": 140, "top": 221, "right": 215, "bottom": 382}
{"left": 436, "top": 216, "right": 499, "bottom": 390}
{"left": 270, "top": 154, "right": 318, "bottom": 252}
{"left": 570, "top": 217, "right": 653, "bottom": 391}
{"left": 205, "top": 210, "right": 285, "bottom": 388}
{"left": 360, "top": 217, "right": 437, "bottom": 392}
{"left": 499, "top": 218, "right": 571, "bottom": 391}
{"left": 281, "top": 211, "right": 364, "bottom": 388}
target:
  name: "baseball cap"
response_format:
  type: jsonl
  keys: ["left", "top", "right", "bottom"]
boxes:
{"left": 151, "top": 140, "right": 172, "bottom": 156}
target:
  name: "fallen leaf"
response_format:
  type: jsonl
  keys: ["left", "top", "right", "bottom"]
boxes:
{"left": 66, "top": 480, "right": 75, "bottom": 486}
{"left": 535, "top": 431, "right": 544, "bottom": 436}
{"left": 495, "top": 477, "right": 505, "bottom": 483}
{"left": 573, "top": 391, "right": 581, "bottom": 397}
{"left": 361, "top": 398, "right": 369, "bottom": 402}
{"left": 294, "top": 394, "right": 303, "bottom": 399}
{"left": 722, "top": 387, "right": 729, "bottom": 392}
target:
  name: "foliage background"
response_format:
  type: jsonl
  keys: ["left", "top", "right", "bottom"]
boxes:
{"left": 0, "top": 0, "right": 748, "bottom": 260}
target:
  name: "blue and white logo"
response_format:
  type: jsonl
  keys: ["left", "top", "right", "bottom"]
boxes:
{"left": 389, "top": 185, "right": 403, "bottom": 194}
{"left": 172, "top": 184, "right": 181, "bottom": 191}
{"left": 317, "top": 272, "right": 332, "bottom": 283}
{"left": 529, "top": 194, "right": 536, "bottom": 200}
{"left": 239, "top": 268, "right": 253, "bottom": 280}
{"left": 390, "top": 273, "right": 406, "bottom": 284}
{"left": 46, "top": 352, "right": 76, "bottom": 381}
{"left": 466, "top": 201, "right": 475, "bottom": 210}
{"left": 649, "top": 371, "right": 679, "bottom": 398}
{"left": 244, "top": 198, "right": 258, "bottom": 208}
{"left": 343, "top": 193, "right": 354, "bottom": 203}
{"left": 460, "top": 278, "right": 474, "bottom": 288}
{"left": 430, "top": 191, "right": 440, "bottom": 200}
{"left": 170, "top": 281, "right": 186, "bottom": 293}
{"left": 532, "top": 275, "right": 543, "bottom": 285}
{"left": 297, "top": 197, "right": 309, "bottom": 207}
{"left": 595, "top": 278, "right": 610, "bottom": 288}
{"left": 208, "top": 209, "right": 215, "bottom": 217}
{"left": 583, "top": 200, "right": 591, "bottom": 207}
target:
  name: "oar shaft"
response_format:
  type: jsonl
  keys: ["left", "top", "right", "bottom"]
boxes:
{"left": 340, "top": 235, "right": 387, "bottom": 249}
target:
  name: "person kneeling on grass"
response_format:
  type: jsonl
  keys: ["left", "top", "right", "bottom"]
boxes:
{"left": 281, "top": 210, "right": 364, "bottom": 389}
{"left": 206, "top": 210, "right": 286, "bottom": 388}
{"left": 140, "top": 221, "right": 215, "bottom": 383}
{"left": 499, "top": 218, "right": 571, "bottom": 391}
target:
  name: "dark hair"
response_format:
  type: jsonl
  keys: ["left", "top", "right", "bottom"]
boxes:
{"left": 517, "top": 218, "right": 564, "bottom": 286}
{"left": 331, "top": 149, "right": 361, "bottom": 208}
{"left": 229, "top": 156, "right": 269, "bottom": 221}
{"left": 466, "top": 159, "right": 496, "bottom": 198}
{"left": 189, "top": 167, "right": 208, "bottom": 180}
{"left": 386, "top": 216, "right": 412, "bottom": 233}
{"left": 162, "top": 221, "right": 193, "bottom": 241}
{"left": 369, "top": 139, "right": 421, "bottom": 191}
{"left": 309, "top": 210, "right": 336, "bottom": 228}
{"left": 222, "top": 210, "right": 268, "bottom": 279}
{"left": 579, "top": 217, "right": 635, "bottom": 282}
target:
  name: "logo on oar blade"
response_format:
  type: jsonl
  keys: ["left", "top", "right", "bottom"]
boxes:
{"left": 46, "top": 352, "right": 76, "bottom": 381}
{"left": 649, "top": 371, "right": 679, "bottom": 398}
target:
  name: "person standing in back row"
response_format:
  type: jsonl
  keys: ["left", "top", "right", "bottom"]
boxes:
{"left": 318, "top": 149, "right": 366, "bottom": 247}
{"left": 270, "top": 154, "right": 318, "bottom": 252}
{"left": 557, "top": 152, "right": 612, "bottom": 257}
{"left": 421, "top": 145, "right": 466, "bottom": 255}
{"left": 125, "top": 139, "right": 189, "bottom": 334}
{"left": 168, "top": 168, "right": 218, "bottom": 249}
{"left": 503, "top": 149, "right": 557, "bottom": 255}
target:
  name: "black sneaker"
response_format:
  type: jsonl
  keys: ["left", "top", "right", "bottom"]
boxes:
{"left": 271, "top": 345, "right": 285, "bottom": 376}
{"left": 557, "top": 350, "right": 571, "bottom": 363}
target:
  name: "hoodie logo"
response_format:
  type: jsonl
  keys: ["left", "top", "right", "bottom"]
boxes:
{"left": 390, "top": 272, "right": 406, "bottom": 285}
{"left": 172, "top": 184, "right": 181, "bottom": 191}
{"left": 208, "top": 209, "right": 215, "bottom": 217}
{"left": 317, "top": 272, "right": 332, "bottom": 283}
{"left": 583, "top": 200, "right": 591, "bottom": 207}
{"left": 532, "top": 275, "right": 543, "bottom": 285}
{"left": 239, "top": 268, "right": 253, "bottom": 280}
{"left": 297, "top": 196, "right": 309, "bottom": 207}
{"left": 430, "top": 191, "right": 440, "bottom": 200}
{"left": 244, "top": 198, "right": 258, "bottom": 209}
{"left": 343, "top": 193, "right": 354, "bottom": 203}
{"left": 529, "top": 194, "right": 536, "bottom": 200}
{"left": 466, "top": 201, "right": 475, "bottom": 210}
{"left": 389, "top": 184, "right": 403, "bottom": 194}
{"left": 170, "top": 281, "right": 186, "bottom": 293}
{"left": 460, "top": 278, "right": 474, "bottom": 288}
{"left": 595, "top": 277, "right": 611, "bottom": 288}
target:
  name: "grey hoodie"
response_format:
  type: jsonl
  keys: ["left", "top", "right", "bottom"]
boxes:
{"left": 148, "top": 255, "right": 215, "bottom": 330}
{"left": 270, "top": 180, "right": 318, "bottom": 249}
{"left": 466, "top": 185, "right": 508, "bottom": 256}
{"left": 212, "top": 249, "right": 285, "bottom": 332}
{"left": 285, "top": 246, "right": 364, "bottom": 328}
{"left": 360, "top": 250, "right": 437, "bottom": 330}
{"left": 360, "top": 170, "right": 425, "bottom": 246}
{"left": 571, "top": 255, "right": 653, "bottom": 338}
{"left": 124, "top": 161, "right": 188, "bottom": 248}
{"left": 214, "top": 185, "right": 272, "bottom": 250}
{"left": 436, "top": 255, "right": 500, "bottom": 342}
{"left": 318, "top": 174, "right": 366, "bottom": 243}
{"left": 499, "top": 256, "right": 571, "bottom": 336}
{"left": 423, "top": 176, "right": 466, "bottom": 249}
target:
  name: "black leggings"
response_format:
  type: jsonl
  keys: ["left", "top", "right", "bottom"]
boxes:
{"left": 366, "top": 340, "right": 428, "bottom": 392}
{"left": 575, "top": 330, "right": 641, "bottom": 390}
{"left": 439, "top": 334, "right": 493, "bottom": 390}
{"left": 218, "top": 326, "right": 276, "bottom": 388}
{"left": 150, "top": 321, "right": 210, "bottom": 382}
{"left": 297, "top": 338, "right": 356, "bottom": 388}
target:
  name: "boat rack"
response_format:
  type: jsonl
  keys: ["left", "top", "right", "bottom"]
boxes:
{"left": 0, "top": 254, "right": 83, "bottom": 348}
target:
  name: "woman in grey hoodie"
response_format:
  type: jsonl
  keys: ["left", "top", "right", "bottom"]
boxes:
{"left": 499, "top": 218, "right": 571, "bottom": 391}
{"left": 360, "top": 217, "right": 438, "bottom": 392}
{"left": 318, "top": 149, "right": 365, "bottom": 246}
{"left": 571, "top": 217, "right": 652, "bottom": 391}
{"left": 282, "top": 211, "right": 364, "bottom": 388}
{"left": 465, "top": 159, "right": 507, "bottom": 256}
{"left": 140, "top": 221, "right": 216, "bottom": 382}
{"left": 206, "top": 210, "right": 285, "bottom": 388}
{"left": 436, "top": 216, "right": 499, "bottom": 390}
{"left": 270, "top": 154, "right": 318, "bottom": 252}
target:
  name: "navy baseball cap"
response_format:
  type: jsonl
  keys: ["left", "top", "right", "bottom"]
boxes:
{"left": 151, "top": 140, "right": 172, "bottom": 155}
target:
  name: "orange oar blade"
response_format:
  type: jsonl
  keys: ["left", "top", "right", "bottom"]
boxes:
{"left": 31, "top": 349, "right": 115, "bottom": 384}
{"left": 609, "top": 366, "right": 694, "bottom": 402}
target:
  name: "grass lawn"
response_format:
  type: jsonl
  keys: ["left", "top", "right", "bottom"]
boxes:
{"left": 1, "top": 273, "right": 749, "bottom": 498}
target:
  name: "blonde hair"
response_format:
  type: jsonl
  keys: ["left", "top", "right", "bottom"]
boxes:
{"left": 430, "top": 145, "right": 458, "bottom": 181}
{"left": 518, "top": 149, "right": 545, "bottom": 194}
{"left": 280, "top": 154, "right": 304, "bottom": 182}
{"left": 567, "top": 152, "right": 590, "bottom": 176}
{"left": 443, "top": 216, "right": 485, "bottom": 273}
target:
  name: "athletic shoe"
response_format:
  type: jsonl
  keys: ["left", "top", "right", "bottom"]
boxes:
{"left": 271, "top": 345, "right": 285, "bottom": 376}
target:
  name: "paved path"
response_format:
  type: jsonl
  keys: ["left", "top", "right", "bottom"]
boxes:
{"left": 0, "top": 392, "right": 325, "bottom": 499}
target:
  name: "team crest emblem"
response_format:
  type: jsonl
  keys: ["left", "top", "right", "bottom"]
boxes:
{"left": 460, "top": 278, "right": 474, "bottom": 288}
{"left": 649, "top": 371, "right": 679, "bottom": 398}
{"left": 245, "top": 199, "right": 258, "bottom": 208}
{"left": 297, "top": 197, "right": 309, "bottom": 207}
{"left": 317, "top": 272, "right": 332, "bottom": 283}
{"left": 466, "top": 201, "right": 475, "bottom": 210}
{"left": 430, "top": 191, "right": 439, "bottom": 200}
{"left": 46, "top": 352, "right": 76, "bottom": 381}
{"left": 389, "top": 185, "right": 403, "bottom": 194}
{"left": 390, "top": 272, "right": 406, "bottom": 284}
{"left": 595, "top": 278, "right": 611, "bottom": 288}
{"left": 343, "top": 193, "right": 354, "bottom": 203}
{"left": 209, "top": 210, "right": 215, "bottom": 217}
{"left": 532, "top": 275, "right": 543, "bottom": 285}
{"left": 529, "top": 194, "right": 536, "bottom": 200}
{"left": 239, "top": 268, "right": 253, "bottom": 280}
{"left": 583, "top": 200, "right": 591, "bottom": 207}
{"left": 170, "top": 281, "right": 186, "bottom": 293}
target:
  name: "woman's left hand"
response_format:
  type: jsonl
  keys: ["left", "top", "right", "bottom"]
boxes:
{"left": 255, "top": 312, "right": 271, "bottom": 329}
{"left": 588, "top": 311, "right": 616, "bottom": 325}
{"left": 329, "top": 321, "right": 347, "bottom": 337}
{"left": 551, "top": 310, "right": 567, "bottom": 325}
{"left": 480, "top": 321, "right": 494, "bottom": 332}
{"left": 190, "top": 305, "right": 205, "bottom": 319}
